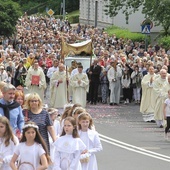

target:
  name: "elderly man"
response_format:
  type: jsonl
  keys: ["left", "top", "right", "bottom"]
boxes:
{"left": 140, "top": 66, "right": 157, "bottom": 122}
{"left": 50, "top": 63, "right": 69, "bottom": 108}
{"left": 107, "top": 59, "right": 122, "bottom": 105}
{"left": 25, "top": 61, "right": 46, "bottom": 103}
{"left": 153, "top": 69, "right": 168, "bottom": 128}
{"left": 0, "top": 83, "right": 24, "bottom": 136}
{"left": 70, "top": 65, "right": 89, "bottom": 107}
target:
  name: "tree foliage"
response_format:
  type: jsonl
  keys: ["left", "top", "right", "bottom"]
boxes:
{"left": 12, "top": 0, "right": 79, "bottom": 15}
{"left": 105, "top": 0, "right": 170, "bottom": 36}
{"left": 0, "top": 0, "right": 22, "bottom": 37}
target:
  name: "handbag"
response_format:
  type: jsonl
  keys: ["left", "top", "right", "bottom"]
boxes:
{"left": 23, "top": 109, "right": 30, "bottom": 122}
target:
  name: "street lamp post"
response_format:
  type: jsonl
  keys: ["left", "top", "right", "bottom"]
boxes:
{"left": 63, "top": 0, "right": 66, "bottom": 19}
{"left": 87, "top": 0, "right": 90, "bottom": 25}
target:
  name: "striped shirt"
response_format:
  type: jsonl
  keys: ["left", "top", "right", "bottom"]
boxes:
{"left": 23, "top": 109, "right": 53, "bottom": 153}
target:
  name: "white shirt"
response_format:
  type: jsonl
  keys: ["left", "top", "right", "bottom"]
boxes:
{"left": 14, "top": 142, "right": 45, "bottom": 169}
{"left": 71, "top": 68, "right": 87, "bottom": 77}
{"left": 164, "top": 98, "right": 170, "bottom": 117}
{"left": 47, "top": 66, "right": 59, "bottom": 78}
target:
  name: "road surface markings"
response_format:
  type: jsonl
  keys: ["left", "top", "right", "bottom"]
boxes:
{"left": 99, "top": 133, "right": 170, "bottom": 162}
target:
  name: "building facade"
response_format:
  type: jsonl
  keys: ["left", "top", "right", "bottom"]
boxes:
{"left": 79, "top": 0, "right": 162, "bottom": 33}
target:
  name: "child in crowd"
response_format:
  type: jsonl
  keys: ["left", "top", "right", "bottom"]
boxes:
{"left": 78, "top": 112, "right": 102, "bottom": 170}
{"left": 53, "top": 116, "right": 86, "bottom": 170}
{"left": 63, "top": 103, "right": 73, "bottom": 112}
{"left": 69, "top": 103, "right": 82, "bottom": 116}
{"left": 48, "top": 108, "right": 60, "bottom": 137}
{"left": 10, "top": 121, "right": 50, "bottom": 170}
{"left": 0, "top": 116, "right": 19, "bottom": 170}
{"left": 163, "top": 90, "right": 170, "bottom": 139}
{"left": 61, "top": 104, "right": 84, "bottom": 131}
{"left": 14, "top": 90, "right": 25, "bottom": 108}
{"left": 72, "top": 107, "right": 86, "bottom": 121}
{"left": 48, "top": 108, "right": 60, "bottom": 170}
{"left": 121, "top": 69, "right": 131, "bottom": 104}
{"left": 60, "top": 106, "right": 73, "bottom": 133}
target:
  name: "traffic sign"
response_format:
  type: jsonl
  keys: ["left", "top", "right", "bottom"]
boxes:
{"left": 47, "top": 9, "right": 54, "bottom": 16}
{"left": 141, "top": 25, "right": 150, "bottom": 34}
{"left": 142, "top": 19, "right": 153, "bottom": 29}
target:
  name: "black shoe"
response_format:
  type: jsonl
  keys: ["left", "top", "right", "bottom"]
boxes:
{"left": 160, "top": 125, "right": 163, "bottom": 128}
{"left": 151, "top": 120, "right": 156, "bottom": 123}
{"left": 90, "top": 102, "right": 93, "bottom": 105}
{"left": 110, "top": 103, "right": 113, "bottom": 106}
{"left": 114, "top": 103, "right": 118, "bottom": 106}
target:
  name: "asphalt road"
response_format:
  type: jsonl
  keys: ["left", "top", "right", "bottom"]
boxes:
{"left": 86, "top": 103, "right": 170, "bottom": 170}
{"left": 28, "top": 86, "right": 170, "bottom": 169}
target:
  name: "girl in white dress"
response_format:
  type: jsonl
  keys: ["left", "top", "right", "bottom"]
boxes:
{"left": 47, "top": 108, "right": 60, "bottom": 170}
{"left": 0, "top": 116, "right": 19, "bottom": 170}
{"left": 53, "top": 116, "right": 86, "bottom": 170}
{"left": 10, "top": 121, "right": 50, "bottom": 170}
{"left": 78, "top": 112, "right": 102, "bottom": 170}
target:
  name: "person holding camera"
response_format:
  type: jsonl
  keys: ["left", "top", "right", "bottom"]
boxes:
{"left": 131, "top": 65, "right": 143, "bottom": 104}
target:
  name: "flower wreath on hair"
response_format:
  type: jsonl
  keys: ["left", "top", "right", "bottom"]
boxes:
{"left": 22, "top": 124, "right": 39, "bottom": 130}
{"left": 77, "top": 112, "right": 92, "bottom": 119}
{"left": 63, "top": 103, "right": 74, "bottom": 111}
{"left": 48, "top": 109, "right": 58, "bottom": 115}
{"left": 72, "top": 107, "right": 85, "bottom": 116}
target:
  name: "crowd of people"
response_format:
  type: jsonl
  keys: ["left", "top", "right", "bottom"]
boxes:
{"left": 0, "top": 13, "right": 170, "bottom": 169}
{"left": 0, "top": 83, "right": 102, "bottom": 170}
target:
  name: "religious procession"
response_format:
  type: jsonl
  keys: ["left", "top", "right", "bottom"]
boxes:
{"left": 0, "top": 13, "right": 170, "bottom": 169}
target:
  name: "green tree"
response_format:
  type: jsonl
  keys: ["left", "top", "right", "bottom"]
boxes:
{"left": 0, "top": 0, "right": 22, "bottom": 37}
{"left": 12, "top": 0, "right": 79, "bottom": 15}
{"left": 105, "top": 0, "right": 170, "bottom": 36}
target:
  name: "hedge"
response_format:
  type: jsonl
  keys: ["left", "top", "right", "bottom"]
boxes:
{"left": 159, "top": 36, "right": 170, "bottom": 50}
{"left": 54, "top": 14, "right": 79, "bottom": 24}
{"left": 68, "top": 15, "right": 79, "bottom": 23}
{"left": 105, "top": 26, "right": 149, "bottom": 43}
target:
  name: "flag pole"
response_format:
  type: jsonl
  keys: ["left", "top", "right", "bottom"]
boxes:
{"left": 66, "top": 65, "right": 69, "bottom": 103}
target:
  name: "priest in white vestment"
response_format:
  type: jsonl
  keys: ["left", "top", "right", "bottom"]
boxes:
{"left": 140, "top": 66, "right": 157, "bottom": 122}
{"left": 153, "top": 69, "right": 168, "bottom": 128}
{"left": 70, "top": 65, "right": 89, "bottom": 107}
{"left": 50, "top": 63, "right": 69, "bottom": 108}
{"left": 25, "top": 62, "right": 46, "bottom": 103}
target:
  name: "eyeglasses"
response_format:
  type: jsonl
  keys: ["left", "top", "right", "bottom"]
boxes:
{"left": 30, "top": 100, "right": 39, "bottom": 103}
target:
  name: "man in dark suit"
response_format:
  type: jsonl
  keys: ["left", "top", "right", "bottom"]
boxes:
{"left": 88, "top": 59, "right": 101, "bottom": 104}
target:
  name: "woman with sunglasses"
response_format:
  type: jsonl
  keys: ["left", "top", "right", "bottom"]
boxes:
{"left": 22, "top": 92, "right": 57, "bottom": 153}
